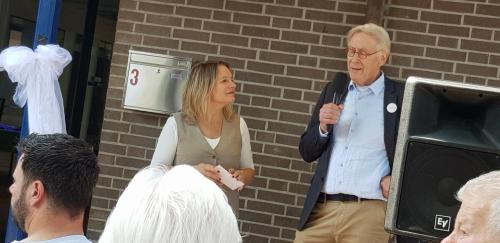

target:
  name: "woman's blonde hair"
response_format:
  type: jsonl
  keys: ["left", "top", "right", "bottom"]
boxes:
{"left": 182, "top": 61, "right": 235, "bottom": 123}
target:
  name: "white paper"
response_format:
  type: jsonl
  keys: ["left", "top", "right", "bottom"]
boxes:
{"left": 216, "top": 165, "right": 244, "bottom": 190}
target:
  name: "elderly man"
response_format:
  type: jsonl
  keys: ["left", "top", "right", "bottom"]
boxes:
{"left": 294, "top": 23, "right": 404, "bottom": 242}
{"left": 441, "top": 170, "right": 500, "bottom": 243}
{"left": 9, "top": 133, "right": 99, "bottom": 243}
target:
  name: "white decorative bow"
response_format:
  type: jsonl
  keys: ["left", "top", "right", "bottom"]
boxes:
{"left": 0, "top": 44, "right": 72, "bottom": 134}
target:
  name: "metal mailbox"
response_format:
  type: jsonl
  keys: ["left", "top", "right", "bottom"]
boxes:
{"left": 123, "top": 50, "right": 191, "bottom": 114}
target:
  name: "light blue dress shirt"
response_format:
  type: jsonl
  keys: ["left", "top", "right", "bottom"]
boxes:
{"left": 321, "top": 74, "right": 390, "bottom": 200}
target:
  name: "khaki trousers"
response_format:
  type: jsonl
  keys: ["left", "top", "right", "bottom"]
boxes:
{"left": 294, "top": 199, "right": 389, "bottom": 243}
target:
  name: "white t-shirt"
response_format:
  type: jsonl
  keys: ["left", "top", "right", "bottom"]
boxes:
{"left": 13, "top": 235, "right": 92, "bottom": 243}
{"left": 151, "top": 116, "right": 254, "bottom": 169}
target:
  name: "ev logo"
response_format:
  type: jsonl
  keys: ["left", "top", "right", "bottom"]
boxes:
{"left": 434, "top": 215, "right": 451, "bottom": 232}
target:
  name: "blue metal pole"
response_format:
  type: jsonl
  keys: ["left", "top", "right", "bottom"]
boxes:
{"left": 33, "top": 0, "right": 61, "bottom": 44}
{"left": 4, "top": 0, "right": 61, "bottom": 242}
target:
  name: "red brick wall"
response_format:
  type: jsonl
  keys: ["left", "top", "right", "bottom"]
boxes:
{"left": 88, "top": 0, "right": 500, "bottom": 242}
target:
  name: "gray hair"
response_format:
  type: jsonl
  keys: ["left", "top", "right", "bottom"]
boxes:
{"left": 99, "top": 165, "right": 242, "bottom": 243}
{"left": 457, "top": 170, "right": 500, "bottom": 237}
{"left": 347, "top": 23, "right": 391, "bottom": 55}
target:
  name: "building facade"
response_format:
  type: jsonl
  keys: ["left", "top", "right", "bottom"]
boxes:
{"left": 87, "top": 0, "right": 500, "bottom": 242}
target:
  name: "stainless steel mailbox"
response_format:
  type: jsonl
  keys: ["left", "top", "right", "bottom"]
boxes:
{"left": 123, "top": 50, "right": 191, "bottom": 114}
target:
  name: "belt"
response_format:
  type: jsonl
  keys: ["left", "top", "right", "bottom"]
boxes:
{"left": 318, "top": 193, "right": 369, "bottom": 202}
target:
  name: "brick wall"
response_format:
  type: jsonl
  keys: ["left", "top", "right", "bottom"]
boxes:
{"left": 87, "top": 0, "right": 500, "bottom": 242}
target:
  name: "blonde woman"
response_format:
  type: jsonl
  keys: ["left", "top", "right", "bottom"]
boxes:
{"left": 151, "top": 61, "right": 255, "bottom": 214}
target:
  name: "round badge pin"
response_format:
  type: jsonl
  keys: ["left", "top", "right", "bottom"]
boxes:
{"left": 387, "top": 103, "right": 397, "bottom": 113}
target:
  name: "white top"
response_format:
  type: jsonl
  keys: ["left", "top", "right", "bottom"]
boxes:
{"left": 151, "top": 116, "right": 254, "bottom": 169}
{"left": 13, "top": 235, "right": 92, "bottom": 243}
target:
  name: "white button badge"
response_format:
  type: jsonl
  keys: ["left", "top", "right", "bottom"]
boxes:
{"left": 387, "top": 103, "right": 397, "bottom": 113}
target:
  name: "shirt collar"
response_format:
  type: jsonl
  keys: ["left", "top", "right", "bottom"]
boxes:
{"left": 348, "top": 72, "right": 385, "bottom": 96}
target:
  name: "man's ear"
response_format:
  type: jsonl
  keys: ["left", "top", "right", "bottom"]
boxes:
{"left": 379, "top": 51, "right": 388, "bottom": 65}
{"left": 28, "top": 180, "right": 45, "bottom": 207}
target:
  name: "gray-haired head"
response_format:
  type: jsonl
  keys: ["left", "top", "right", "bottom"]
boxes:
{"left": 99, "top": 164, "right": 241, "bottom": 243}
{"left": 347, "top": 23, "right": 391, "bottom": 55}
{"left": 457, "top": 170, "right": 500, "bottom": 237}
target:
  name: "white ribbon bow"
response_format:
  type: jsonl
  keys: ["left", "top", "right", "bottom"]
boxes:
{"left": 0, "top": 44, "right": 71, "bottom": 134}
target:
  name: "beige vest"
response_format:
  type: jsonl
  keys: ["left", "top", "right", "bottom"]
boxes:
{"left": 173, "top": 112, "right": 242, "bottom": 215}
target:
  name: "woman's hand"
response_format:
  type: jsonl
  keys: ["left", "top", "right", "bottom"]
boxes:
{"left": 228, "top": 168, "right": 255, "bottom": 192}
{"left": 228, "top": 168, "right": 243, "bottom": 192}
{"left": 195, "top": 163, "right": 222, "bottom": 185}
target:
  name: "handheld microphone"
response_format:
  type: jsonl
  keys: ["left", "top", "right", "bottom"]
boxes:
{"left": 326, "top": 72, "right": 350, "bottom": 131}
{"left": 331, "top": 72, "right": 349, "bottom": 105}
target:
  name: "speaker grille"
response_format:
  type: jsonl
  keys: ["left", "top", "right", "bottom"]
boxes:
{"left": 396, "top": 141, "right": 500, "bottom": 239}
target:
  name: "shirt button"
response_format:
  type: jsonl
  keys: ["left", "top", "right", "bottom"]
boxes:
{"left": 340, "top": 164, "right": 343, "bottom": 167}
{"left": 355, "top": 112, "right": 358, "bottom": 116}
{"left": 212, "top": 155, "right": 216, "bottom": 159}
{"left": 345, "top": 146, "right": 348, "bottom": 150}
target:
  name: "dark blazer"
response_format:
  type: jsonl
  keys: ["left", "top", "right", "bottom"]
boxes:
{"left": 297, "top": 74, "right": 405, "bottom": 230}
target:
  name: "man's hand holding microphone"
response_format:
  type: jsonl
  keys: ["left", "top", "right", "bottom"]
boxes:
{"left": 319, "top": 103, "right": 343, "bottom": 134}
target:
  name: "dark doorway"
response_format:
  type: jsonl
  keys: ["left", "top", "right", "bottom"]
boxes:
{"left": 0, "top": 0, "right": 118, "bottom": 241}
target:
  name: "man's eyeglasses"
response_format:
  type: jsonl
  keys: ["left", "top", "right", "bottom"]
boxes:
{"left": 344, "top": 47, "right": 381, "bottom": 59}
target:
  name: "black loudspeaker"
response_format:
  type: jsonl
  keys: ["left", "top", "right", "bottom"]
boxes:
{"left": 385, "top": 77, "right": 500, "bottom": 242}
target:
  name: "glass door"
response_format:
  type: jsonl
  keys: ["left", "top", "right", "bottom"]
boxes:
{"left": 0, "top": 0, "right": 117, "bottom": 240}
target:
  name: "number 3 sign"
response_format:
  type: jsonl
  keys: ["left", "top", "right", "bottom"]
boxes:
{"left": 123, "top": 50, "right": 191, "bottom": 114}
{"left": 129, "top": 68, "right": 139, "bottom": 85}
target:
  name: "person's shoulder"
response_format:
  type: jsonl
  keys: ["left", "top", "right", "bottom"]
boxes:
{"left": 239, "top": 116, "right": 247, "bottom": 127}
{"left": 170, "top": 112, "right": 188, "bottom": 125}
{"left": 326, "top": 72, "right": 349, "bottom": 84}
{"left": 324, "top": 72, "right": 350, "bottom": 92}
{"left": 171, "top": 112, "right": 183, "bottom": 119}
{"left": 54, "top": 235, "right": 92, "bottom": 243}
{"left": 319, "top": 79, "right": 336, "bottom": 93}
{"left": 385, "top": 75, "right": 404, "bottom": 84}
{"left": 385, "top": 76, "right": 405, "bottom": 91}
{"left": 25, "top": 235, "right": 92, "bottom": 243}
{"left": 167, "top": 115, "right": 176, "bottom": 123}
